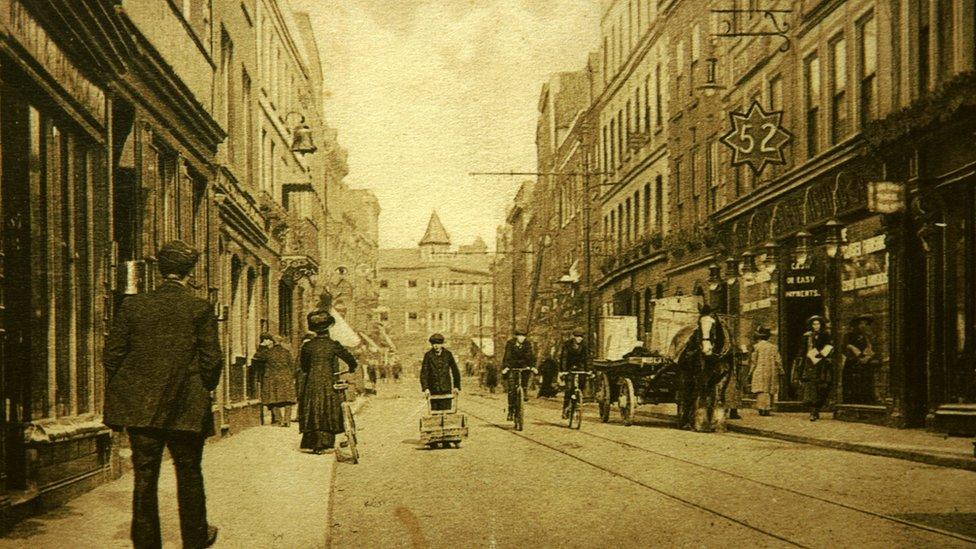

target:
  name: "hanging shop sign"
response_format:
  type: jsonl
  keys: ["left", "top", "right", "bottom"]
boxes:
{"left": 866, "top": 181, "right": 906, "bottom": 214}
{"left": 842, "top": 235, "right": 889, "bottom": 292}
{"left": 721, "top": 101, "right": 793, "bottom": 176}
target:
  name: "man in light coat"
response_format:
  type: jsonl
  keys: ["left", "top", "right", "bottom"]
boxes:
{"left": 749, "top": 327, "right": 783, "bottom": 416}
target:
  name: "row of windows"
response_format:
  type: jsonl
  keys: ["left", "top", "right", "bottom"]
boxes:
{"left": 378, "top": 278, "right": 492, "bottom": 297}
{"left": 602, "top": 0, "right": 659, "bottom": 84}
{"left": 602, "top": 176, "right": 665, "bottom": 254}
{"left": 402, "top": 310, "right": 493, "bottom": 334}
{"left": 802, "top": 12, "right": 878, "bottom": 158}
{"left": 600, "top": 64, "right": 664, "bottom": 175}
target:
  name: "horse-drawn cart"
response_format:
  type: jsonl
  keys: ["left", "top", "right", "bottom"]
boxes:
{"left": 593, "top": 355, "right": 677, "bottom": 425}
{"left": 591, "top": 295, "right": 704, "bottom": 426}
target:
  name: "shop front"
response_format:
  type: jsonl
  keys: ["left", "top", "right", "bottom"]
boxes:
{"left": 0, "top": 0, "right": 115, "bottom": 517}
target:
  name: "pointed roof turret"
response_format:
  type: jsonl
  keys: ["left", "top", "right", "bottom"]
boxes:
{"left": 420, "top": 210, "right": 451, "bottom": 246}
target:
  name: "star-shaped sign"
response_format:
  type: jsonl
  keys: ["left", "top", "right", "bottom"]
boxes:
{"left": 720, "top": 100, "right": 793, "bottom": 175}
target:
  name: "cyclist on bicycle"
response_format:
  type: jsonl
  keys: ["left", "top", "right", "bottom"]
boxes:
{"left": 560, "top": 328, "right": 589, "bottom": 418}
{"left": 502, "top": 328, "right": 536, "bottom": 421}
{"left": 420, "top": 333, "right": 461, "bottom": 410}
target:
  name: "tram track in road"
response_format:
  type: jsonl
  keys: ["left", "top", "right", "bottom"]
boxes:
{"left": 461, "top": 402, "right": 808, "bottom": 548}
{"left": 463, "top": 393, "right": 976, "bottom": 548}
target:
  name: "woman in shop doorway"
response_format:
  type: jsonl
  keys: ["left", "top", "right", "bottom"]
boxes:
{"left": 843, "top": 315, "right": 877, "bottom": 404}
{"left": 795, "top": 315, "right": 835, "bottom": 421}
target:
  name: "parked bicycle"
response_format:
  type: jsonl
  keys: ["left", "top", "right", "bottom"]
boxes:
{"left": 333, "top": 381, "right": 359, "bottom": 464}
{"left": 560, "top": 371, "right": 595, "bottom": 429}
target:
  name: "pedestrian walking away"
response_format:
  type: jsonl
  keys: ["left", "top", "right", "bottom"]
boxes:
{"left": 560, "top": 329, "right": 589, "bottom": 417}
{"left": 420, "top": 333, "right": 462, "bottom": 410}
{"left": 749, "top": 327, "right": 783, "bottom": 416}
{"left": 252, "top": 333, "right": 298, "bottom": 427}
{"left": 103, "top": 240, "right": 221, "bottom": 549}
{"left": 794, "top": 315, "right": 835, "bottom": 421}
{"left": 298, "top": 310, "right": 359, "bottom": 453}
{"left": 537, "top": 348, "right": 559, "bottom": 398}
{"left": 502, "top": 329, "right": 536, "bottom": 420}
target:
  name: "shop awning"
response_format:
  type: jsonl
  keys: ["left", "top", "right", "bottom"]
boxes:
{"left": 470, "top": 336, "right": 494, "bottom": 358}
{"left": 329, "top": 308, "right": 361, "bottom": 348}
{"left": 559, "top": 260, "right": 580, "bottom": 284}
{"left": 377, "top": 324, "right": 397, "bottom": 352}
{"left": 359, "top": 331, "right": 381, "bottom": 353}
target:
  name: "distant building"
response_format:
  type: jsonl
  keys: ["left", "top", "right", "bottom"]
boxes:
{"left": 378, "top": 212, "right": 493, "bottom": 371}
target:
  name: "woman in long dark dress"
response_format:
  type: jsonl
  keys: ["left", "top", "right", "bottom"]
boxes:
{"left": 796, "top": 315, "right": 834, "bottom": 421}
{"left": 297, "top": 310, "right": 358, "bottom": 453}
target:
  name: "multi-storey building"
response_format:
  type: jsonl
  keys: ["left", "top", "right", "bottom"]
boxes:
{"left": 379, "top": 213, "right": 493, "bottom": 371}
{"left": 0, "top": 0, "right": 360, "bottom": 528}
{"left": 593, "top": 0, "right": 672, "bottom": 347}
{"left": 661, "top": 0, "right": 976, "bottom": 432}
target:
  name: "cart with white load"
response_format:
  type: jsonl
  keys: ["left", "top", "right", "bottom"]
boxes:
{"left": 419, "top": 390, "right": 468, "bottom": 448}
{"left": 593, "top": 295, "right": 703, "bottom": 425}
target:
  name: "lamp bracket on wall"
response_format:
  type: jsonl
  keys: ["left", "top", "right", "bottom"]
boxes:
{"left": 711, "top": 9, "right": 793, "bottom": 52}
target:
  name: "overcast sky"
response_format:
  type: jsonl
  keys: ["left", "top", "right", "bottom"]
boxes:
{"left": 293, "top": 0, "right": 600, "bottom": 249}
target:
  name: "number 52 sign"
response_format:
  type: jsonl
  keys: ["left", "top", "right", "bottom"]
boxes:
{"left": 720, "top": 101, "right": 793, "bottom": 175}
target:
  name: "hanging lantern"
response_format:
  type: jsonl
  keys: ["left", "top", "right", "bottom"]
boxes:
{"left": 794, "top": 231, "right": 812, "bottom": 266}
{"left": 697, "top": 58, "right": 726, "bottom": 97}
{"left": 740, "top": 250, "right": 757, "bottom": 273}
{"left": 708, "top": 262, "right": 722, "bottom": 284}
{"left": 824, "top": 219, "right": 846, "bottom": 259}
{"left": 762, "top": 241, "right": 779, "bottom": 272}
{"left": 724, "top": 256, "right": 739, "bottom": 285}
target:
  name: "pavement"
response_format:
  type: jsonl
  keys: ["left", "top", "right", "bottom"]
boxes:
{"left": 610, "top": 402, "right": 976, "bottom": 472}
{"left": 332, "top": 383, "right": 976, "bottom": 548}
{"left": 2, "top": 397, "right": 368, "bottom": 549}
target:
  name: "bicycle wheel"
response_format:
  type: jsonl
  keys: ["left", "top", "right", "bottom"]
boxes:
{"left": 342, "top": 402, "right": 359, "bottom": 464}
{"left": 515, "top": 386, "right": 525, "bottom": 431}
{"left": 570, "top": 389, "right": 583, "bottom": 429}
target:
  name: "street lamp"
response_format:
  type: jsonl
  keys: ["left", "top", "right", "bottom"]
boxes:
{"left": 697, "top": 58, "right": 726, "bottom": 97}
{"left": 708, "top": 262, "right": 722, "bottom": 291}
{"left": 824, "top": 219, "right": 846, "bottom": 259}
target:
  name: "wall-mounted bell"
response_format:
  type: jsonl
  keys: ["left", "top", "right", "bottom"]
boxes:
{"left": 291, "top": 123, "right": 318, "bottom": 155}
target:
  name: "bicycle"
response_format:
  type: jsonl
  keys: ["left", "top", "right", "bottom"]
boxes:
{"left": 333, "top": 381, "right": 359, "bottom": 464}
{"left": 560, "top": 371, "right": 594, "bottom": 430}
{"left": 502, "top": 367, "right": 536, "bottom": 431}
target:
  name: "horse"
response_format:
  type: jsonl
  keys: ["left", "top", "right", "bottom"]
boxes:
{"left": 668, "top": 313, "right": 736, "bottom": 432}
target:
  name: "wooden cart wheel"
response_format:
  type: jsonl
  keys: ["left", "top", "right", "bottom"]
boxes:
{"left": 597, "top": 373, "right": 611, "bottom": 423}
{"left": 618, "top": 378, "right": 635, "bottom": 426}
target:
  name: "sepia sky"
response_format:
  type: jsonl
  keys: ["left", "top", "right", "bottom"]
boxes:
{"left": 293, "top": 0, "right": 601, "bottom": 249}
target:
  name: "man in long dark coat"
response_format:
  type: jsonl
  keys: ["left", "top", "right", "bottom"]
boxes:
{"left": 252, "top": 333, "right": 297, "bottom": 427}
{"left": 559, "top": 329, "right": 589, "bottom": 417}
{"left": 420, "top": 333, "right": 461, "bottom": 410}
{"left": 104, "top": 240, "right": 221, "bottom": 549}
{"left": 502, "top": 329, "right": 536, "bottom": 420}
{"left": 298, "top": 310, "right": 358, "bottom": 453}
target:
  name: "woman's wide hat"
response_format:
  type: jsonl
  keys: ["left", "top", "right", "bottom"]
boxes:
{"left": 806, "top": 315, "right": 827, "bottom": 329}
{"left": 307, "top": 309, "right": 335, "bottom": 333}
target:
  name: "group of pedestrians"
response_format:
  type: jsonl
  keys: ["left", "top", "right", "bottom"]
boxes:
{"left": 102, "top": 240, "right": 363, "bottom": 549}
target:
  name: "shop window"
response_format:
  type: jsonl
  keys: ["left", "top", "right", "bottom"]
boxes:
{"left": 407, "top": 279, "right": 417, "bottom": 288}
{"left": 278, "top": 280, "right": 293, "bottom": 337}
{"left": 379, "top": 279, "right": 388, "bottom": 288}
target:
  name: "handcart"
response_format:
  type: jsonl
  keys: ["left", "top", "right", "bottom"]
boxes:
{"left": 419, "top": 390, "right": 468, "bottom": 448}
